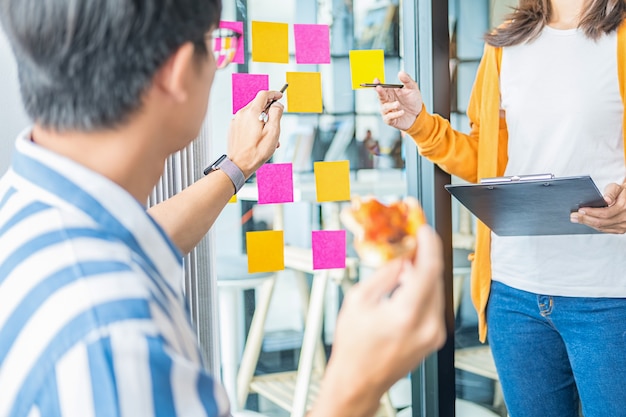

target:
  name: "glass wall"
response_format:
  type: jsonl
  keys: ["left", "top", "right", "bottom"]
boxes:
{"left": 210, "top": 1, "right": 414, "bottom": 416}
{"left": 208, "top": 0, "right": 515, "bottom": 416}
{"left": 450, "top": 1, "right": 515, "bottom": 416}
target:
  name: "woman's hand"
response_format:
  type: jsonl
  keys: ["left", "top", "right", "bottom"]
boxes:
{"left": 228, "top": 89, "right": 284, "bottom": 178}
{"left": 376, "top": 71, "right": 424, "bottom": 131}
{"left": 571, "top": 181, "right": 626, "bottom": 233}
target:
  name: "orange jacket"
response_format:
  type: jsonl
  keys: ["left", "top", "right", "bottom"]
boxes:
{"left": 405, "top": 22, "right": 626, "bottom": 342}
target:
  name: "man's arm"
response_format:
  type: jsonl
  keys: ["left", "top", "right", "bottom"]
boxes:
{"left": 147, "top": 171, "right": 238, "bottom": 255}
{"left": 310, "top": 225, "right": 446, "bottom": 417}
{"left": 148, "top": 90, "right": 284, "bottom": 254}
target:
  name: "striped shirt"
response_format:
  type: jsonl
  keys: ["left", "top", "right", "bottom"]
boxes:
{"left": 0, "top": 130, "right": 230, "bottom": 417}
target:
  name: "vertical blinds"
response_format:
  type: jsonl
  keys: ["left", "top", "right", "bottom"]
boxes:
{"left": 148, "top": 118, "right": 221, "bottom": 373}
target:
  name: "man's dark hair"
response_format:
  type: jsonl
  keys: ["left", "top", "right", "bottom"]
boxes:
{"left": 0, "top": 0, "right": 222, "bottom": 131}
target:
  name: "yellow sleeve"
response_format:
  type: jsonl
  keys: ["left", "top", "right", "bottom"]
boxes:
{"left": 404, "top": 43, "right": 508, "bottom": 184}
{"left": 404, "top": 104, "right": 479, "bottom": 183}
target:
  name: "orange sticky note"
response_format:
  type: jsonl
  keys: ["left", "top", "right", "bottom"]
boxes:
{"left": 314, "top": 161, "right": 351, "bottom": 202}
{"left": 246, "top": 231, "right": 285, "bottom": 273}
{"left": 251, "top": 21, "right": 289, "bottom": 63}
{"left": 286, "top": 72, "right": 323, "bottom": 113}
{"left": 349, "top": 50, "right": 385, "bottom": 89}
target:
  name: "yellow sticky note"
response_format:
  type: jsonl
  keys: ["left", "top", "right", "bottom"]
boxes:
{"left": 349, "top": 50, "right": 385, "bottom": 89}
{"left": 246, "top": 231, "right": 285, "bottom": 273}
{"left": 286, "top": 72, "right": 323, "bottom": 113}
{"left": 251, "top": 21, "right": 289, "bottom": 63}
{"left": 229, "top": 194, "right": 237, "bottom": 203}
{"left": 314, "top": 161, "right": 351, "bottom": 202}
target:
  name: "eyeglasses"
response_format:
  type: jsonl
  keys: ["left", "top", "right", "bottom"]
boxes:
{"left": 209, "top": 28, "right": 242, "bottom": 69}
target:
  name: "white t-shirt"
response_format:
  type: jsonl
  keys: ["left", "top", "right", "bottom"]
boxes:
{"left": 491, "top": 25, "right": 626, "bottom": 296}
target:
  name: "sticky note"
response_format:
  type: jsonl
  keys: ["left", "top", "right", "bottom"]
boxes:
{"left": 314, "top": 161, "right": 351, "bottom": 202}
{"left": 219, "top": 20, "right": 245, "bottom": 64}
{"left": 312, "top": 230, "right": 346, "bottom": 270}
{"left": 256, "top": 163, "right": 294, "bottom": 204}
{"left": 246, "top": 231, "right": 285, "bottom": 273}
{"left": 232, "top": 73, "right": 268, "bottom": 114}
{"left": 294, "top": 24, "right": 331, "bottom": 64}
{"left": 229, "top": 194, "right": 237, "bottom": 203}
{"left": 349, "top": 50, "right": 385, "bottom": 89}
{"left": 286, "top": 72, "right": 323, "bottom": 113}
{"left": 251, "top": 21, "right": 289, "bottom": 63}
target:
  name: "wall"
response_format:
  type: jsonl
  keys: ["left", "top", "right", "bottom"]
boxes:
{"left": 0, "top": 29, "right": 29, "bottom": 174}
{"left": 491, "top": 0, "right": 518, "bottom": 25}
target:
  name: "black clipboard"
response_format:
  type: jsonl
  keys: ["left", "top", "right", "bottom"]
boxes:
{"left": 445, "top": 174, "right": 607, "bottom": 236}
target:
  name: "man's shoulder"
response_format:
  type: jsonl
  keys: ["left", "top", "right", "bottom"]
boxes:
{"left": 0, "top": 191, "right": 159, "bottom": 346}
{"left": 0, "top": 191, "right": 134, "bottom": 267}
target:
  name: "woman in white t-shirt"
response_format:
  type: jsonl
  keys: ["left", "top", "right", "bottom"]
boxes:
{"left": 376, "top": 0, "right": 626, "bottom": 416}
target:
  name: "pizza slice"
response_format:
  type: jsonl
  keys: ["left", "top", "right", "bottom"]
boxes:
{"left": 340, "top": 196, "right": 426, "bottom": 267}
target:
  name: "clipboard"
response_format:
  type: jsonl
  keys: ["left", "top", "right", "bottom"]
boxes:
{"left": 445, "top": 174, "right": 607, "bottom": 236}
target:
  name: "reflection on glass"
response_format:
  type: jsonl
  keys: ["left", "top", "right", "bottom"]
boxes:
{"left": 212, "top": 0, "right": 411, "bottom": 416}
{"left": 353, "top": 0, "right": 400, "bottom": 54}
{"left": 451, "top": 0, "right": 509, "bottom": 416}
{"left": 210, "top": 28, "right": 242, "bottom": 69}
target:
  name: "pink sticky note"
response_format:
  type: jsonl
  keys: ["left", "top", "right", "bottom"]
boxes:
{"left": 294, "top": 24, "right": 331, "bottom": 64}
{"left": 232, "top": 73, "right": 268, "bottom": 114}
{"left": 256, "top": 163, "right": 294, "bottom": 204}
{"left": 219, "top": 20, "right": 245, "bottom": 64}
{"left": 312, "top": 230, "right": 346, "bottom": 270}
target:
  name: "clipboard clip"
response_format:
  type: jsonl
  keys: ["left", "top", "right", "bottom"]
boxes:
{"left": 480, "top": 173, "right": 555, "bottom": 184}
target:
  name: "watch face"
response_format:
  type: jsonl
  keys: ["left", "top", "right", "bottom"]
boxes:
{"left": 203, "top": 154, "right": 228, "bottom": 176}
{"left": 213, "top": 154, "right": 228, "bottom": 168}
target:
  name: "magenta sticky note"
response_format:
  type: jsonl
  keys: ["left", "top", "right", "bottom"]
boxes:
{"left": 219, "top": 20, "right": 245, "bottom": 64}
{"left": 312, "top": 230, "right": 346, "bottom": 270}
{"left": 294, "top": 24, "right": 331, "bottom": 64}
{"left": 232, "top": 73, "right": 268, "bottom": 114}
{"left": 256, "top": 163, "right": 294, "bottom": 204}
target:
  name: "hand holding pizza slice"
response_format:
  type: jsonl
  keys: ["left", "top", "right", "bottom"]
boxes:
{"left": 340, "top": 196, "right": 427, "bottom": 267}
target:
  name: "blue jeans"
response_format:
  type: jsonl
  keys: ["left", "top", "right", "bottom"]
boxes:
{"left": 486, "top": 280, "right": 626, "bottom": 417}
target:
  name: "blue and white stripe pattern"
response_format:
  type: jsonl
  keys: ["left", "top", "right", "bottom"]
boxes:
{"left": 0, "top": 131, "right": 230, "bottom": 417}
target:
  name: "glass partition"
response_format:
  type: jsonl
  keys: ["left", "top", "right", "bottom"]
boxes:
{"left": 449, "top": 1, "right": 515, "bottom": 416}
{"left": 210, "top": 1, "right": 413, "bottom": 416}
{"left": 207, "top": 0, "right": 518, "bottom": 416}
{"left": 448, "top": 0, "right": 494, "bottom": 413}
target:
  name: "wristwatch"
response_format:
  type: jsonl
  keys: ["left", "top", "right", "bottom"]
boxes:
{"left": 204, "top": 154, "right": 246, "bottom": 193}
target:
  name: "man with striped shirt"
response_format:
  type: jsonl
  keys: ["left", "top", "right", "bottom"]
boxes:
{"left": 0, "top": 1, "right": 446, "bottom": 416}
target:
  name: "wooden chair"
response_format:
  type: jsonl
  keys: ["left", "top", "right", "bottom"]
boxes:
{"left": 216, "top": 255, "right": 278, "bottom": 414}
{"left": 235, "top": 246, "right": 396, "bottom": 417}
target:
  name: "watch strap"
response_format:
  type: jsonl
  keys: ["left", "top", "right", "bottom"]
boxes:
{"left": 204, "top": 154, "right": 246, "bottom": 193}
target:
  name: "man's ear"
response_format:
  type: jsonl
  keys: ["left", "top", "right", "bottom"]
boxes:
{"left": 153, "top": 42, "right": 197, "bottom": 103}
